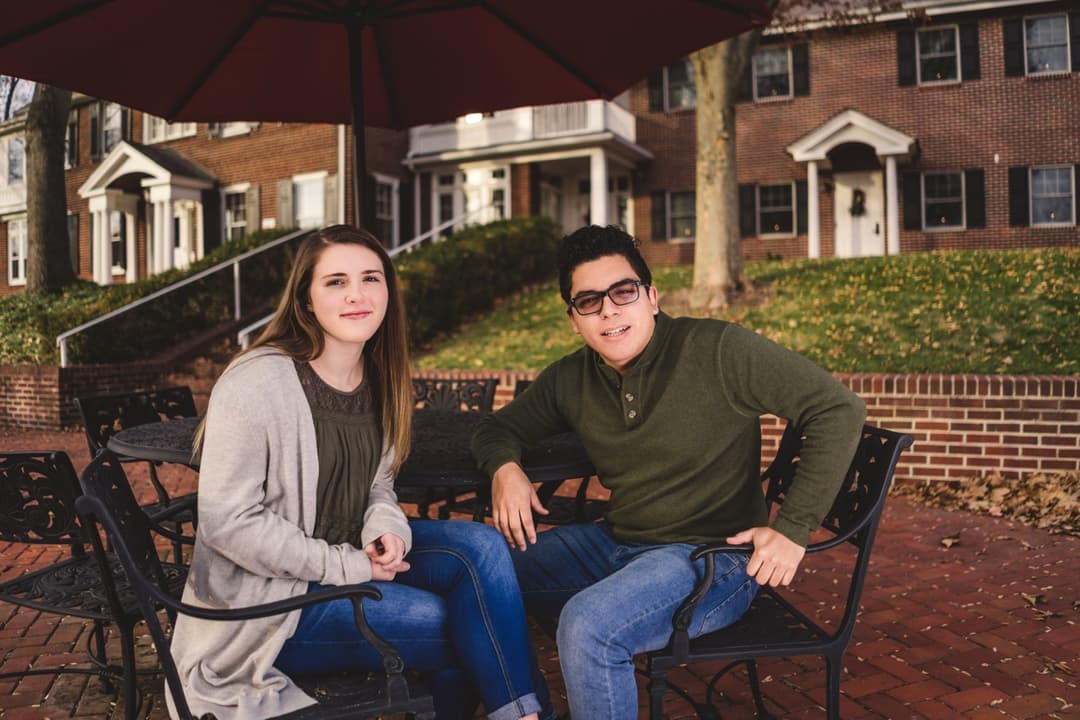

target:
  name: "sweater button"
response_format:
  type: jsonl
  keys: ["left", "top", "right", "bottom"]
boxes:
{"left": 625, "top": 392, "right": 635, "bottom": 402}
{"left": 628, "top": 410, "right": 637, "bottom": 419}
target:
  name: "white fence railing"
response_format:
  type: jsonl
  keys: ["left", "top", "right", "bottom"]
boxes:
{"left": 237, "top": 206, "right": 497, "bottom": 349}
{"left": 55, "top": 229, "right": 307, "bottom": 367}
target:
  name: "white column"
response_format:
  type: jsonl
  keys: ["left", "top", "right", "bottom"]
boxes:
{"left": 807, "top": 161, "right": 820, "bottom": 259}
{"left": 94, "top": 210, "right": 109, "bottom": 284}
{"left": 162, "top": 199, "right": 175, "bottom": 271}
{"left": 151, "top": 202, "right": 161, "bottom": 274}
{"left": 886, "top": 155, "right": 900, "bottom": 256}
{"left": 125, "top": 212, "right": 136, "bottom": 283}
{"left": 589, "top": 150, "right": 608, "bottom": 226}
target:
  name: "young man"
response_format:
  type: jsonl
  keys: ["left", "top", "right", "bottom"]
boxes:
{"left": 471, "top": 225, "right": 867, "bottom": 719}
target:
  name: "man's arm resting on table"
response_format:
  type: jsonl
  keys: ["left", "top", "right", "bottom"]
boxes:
{"left": 491, "top": 461, "right": 550, "bottom": 551}
{"left": 727, "top": 526, "right": 807, "bottom": 588}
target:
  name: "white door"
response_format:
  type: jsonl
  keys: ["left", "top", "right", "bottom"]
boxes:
{"left": 172, "top": 202, "right": 199, "bottom": 270}
{"left": 834, "top": 171, "right": 885, "bottom": 257}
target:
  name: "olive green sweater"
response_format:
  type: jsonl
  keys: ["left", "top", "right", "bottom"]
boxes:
{"left": 472, "top": 313, "right": 866, "bottom": 547}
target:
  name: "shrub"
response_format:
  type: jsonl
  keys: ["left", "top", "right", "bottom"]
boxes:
{"left": 395, "top": 216, "right": 561, "bottom": 348}
{"left": 0, "top": 229, "right": 300, "bottom": 365}
{"left": 1, "top": 218, "right": 561, "bottom": 365}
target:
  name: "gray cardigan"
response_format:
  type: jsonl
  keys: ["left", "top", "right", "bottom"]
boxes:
{"left": 167, "top": 348, "right": 412, "bottom": 720}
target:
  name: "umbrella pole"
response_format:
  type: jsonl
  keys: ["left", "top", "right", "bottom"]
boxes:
{"left": 347, "top": 20, "right": 368, "bottom": 230}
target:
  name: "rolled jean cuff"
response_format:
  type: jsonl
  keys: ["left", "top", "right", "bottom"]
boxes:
{"left": 488, "top": 692, "right": 541, "bottom": 720}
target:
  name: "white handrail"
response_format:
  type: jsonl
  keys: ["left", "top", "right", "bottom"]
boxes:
{"left": 237, "top": 207, "right": 496, "bottom": 349}
{"left": 56, "top": 228, "right": 309, "bottom": 367}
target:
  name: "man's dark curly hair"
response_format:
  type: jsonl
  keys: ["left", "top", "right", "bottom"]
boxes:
{"left": 557, "top": 225, "right": 653, "bottom": 304}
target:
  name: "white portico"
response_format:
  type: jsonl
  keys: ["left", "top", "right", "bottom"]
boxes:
{"left": 787, "top": 110, "right": 915, "bottom": 258}
{"left": 78, "top": 141, "right": 216, "bottom": 284}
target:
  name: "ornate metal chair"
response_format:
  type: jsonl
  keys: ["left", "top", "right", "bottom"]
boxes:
{"left": 438, "top": 378, "right": 607, "bottom": 524}
{"left": 0, "top": 450, "right": 189, "bottom": 719}
{"left": 399, "top": 377, "right": 499, "bottom": 519}
{"left": 643, "top": 424, "right": 913, "bottom": 719}
{"left": 76, "top": 451, "right": 434, "bottom": 720}
{"left": 76, "top": 386, "right": 199, "bottom": 556}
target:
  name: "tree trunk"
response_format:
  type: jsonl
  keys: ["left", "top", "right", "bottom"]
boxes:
{"left": 25, "top": 84, "right": 74, "bottom": 293}
{"left": 689, "top": 14, "right": 771, "bottom": 310}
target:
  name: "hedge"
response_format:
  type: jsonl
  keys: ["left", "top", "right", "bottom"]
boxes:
{"left": 0, "top": 217, "right": 561, "bottom": 365}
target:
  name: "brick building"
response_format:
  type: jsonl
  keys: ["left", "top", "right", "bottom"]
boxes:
{"left": 1, "top": 0, "right": 1076, "bottom": 295}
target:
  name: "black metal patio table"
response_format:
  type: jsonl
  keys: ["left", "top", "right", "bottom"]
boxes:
{"left": 107, "top": 410, "right": 595, "bottom": 492}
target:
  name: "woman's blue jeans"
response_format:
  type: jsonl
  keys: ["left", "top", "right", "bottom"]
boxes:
{"left": 276, "top": 520, "right": 552, "bottom": 720}
{"left": 512, "top": 521, "right": 758, "bottom": 720}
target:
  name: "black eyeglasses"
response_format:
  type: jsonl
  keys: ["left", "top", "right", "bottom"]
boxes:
{"left": 569, "top": 279, "right": 647, "bottom": 316}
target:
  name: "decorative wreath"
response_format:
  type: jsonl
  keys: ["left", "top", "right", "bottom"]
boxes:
{"left": 849, "top": 188, "right": 866, "bottom": 217}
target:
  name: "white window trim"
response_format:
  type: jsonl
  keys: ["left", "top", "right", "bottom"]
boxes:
{"left": 921, "top": 171, "right": 967, "bottom": 232}
{"left": 757, "top": 182, "right": 797, "bottom": 238}
{"left": 7, "top": 215, "right": 27, "bottom": 286}
{"left": 657, "top": 190, "right": 696, "bottom": 244}
{"left": 372, "top": 172, "right": 400, "bottom": 247}
{"left": 223, "top": 182, "right": 251, "bottom": 242}
{"left": 109, "top": 211, "right": 130, "bottom": 276}
{"left": 292, "top": 170, "right": 328, "bottom": 230}
{"left": 142, "top": 115, "right": 197, "bottom": 144}
{"left": 1023, "top": 13, "right": 1072, "bottom": 77}
{"left": 752, "top": 46, "right": 794, "bottom": 102}
{"left": 660, "top": 59, "right": 696, "bottom": 112}
{"left": 6, "top": 136, "right": 25, "bottom": 186}
{"left": 1029, "top": 165, "right": 1076, "bottom": 227}
{"left": 916, "top": 24, "right": 962, "bottom": 86}
{"left": 217, "top": 121, "right": 259, "bottom": 138}
{"left": 64, "top": 110, "right": 78, "bottom": 170}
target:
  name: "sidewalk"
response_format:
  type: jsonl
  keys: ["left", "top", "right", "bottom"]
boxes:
{"left": 2, "top": 428, "right": 1077, "bottom": 719}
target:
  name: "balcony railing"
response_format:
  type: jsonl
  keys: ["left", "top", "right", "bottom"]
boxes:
{"left": 408, "top": 100, "right": 636, "bottom": 158}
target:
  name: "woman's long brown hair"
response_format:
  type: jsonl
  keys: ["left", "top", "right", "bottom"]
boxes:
{"left": 199, "top": 225, "right": 412, "bottom": 471}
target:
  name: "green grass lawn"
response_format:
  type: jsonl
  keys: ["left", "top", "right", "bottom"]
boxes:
{"left": 414, "top": 247, "right": 1080, "bottom": 375}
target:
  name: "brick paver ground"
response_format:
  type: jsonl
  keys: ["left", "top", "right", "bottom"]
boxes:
{"left": 2, "top": 428, "right": 1077, "bottom": 719}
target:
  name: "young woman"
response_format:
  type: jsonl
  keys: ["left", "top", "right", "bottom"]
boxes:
{"left": 169, "top": 225, "right": 550, "bottom": 720}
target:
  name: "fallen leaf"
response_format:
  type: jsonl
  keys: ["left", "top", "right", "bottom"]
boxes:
{"left": 940, "top": 534, "right": 961, "bottom": 548}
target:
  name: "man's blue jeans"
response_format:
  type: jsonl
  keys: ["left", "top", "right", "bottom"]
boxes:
{"left": 276, "top": 520, "right": 553, "bottom": 720}
{"left": 512, "top": 521, "right": 757, "bottom": 720}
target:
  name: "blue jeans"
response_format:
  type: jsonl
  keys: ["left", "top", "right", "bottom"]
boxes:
{"left": 276, "top": 520, "right": 553, "bottom": 720}
{"left": 512, "top": 522, "right": 757, "bottom": 720}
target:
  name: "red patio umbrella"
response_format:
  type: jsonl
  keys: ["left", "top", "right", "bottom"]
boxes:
{"left": 0, "top": 0, "right": 771, "bottom": 226}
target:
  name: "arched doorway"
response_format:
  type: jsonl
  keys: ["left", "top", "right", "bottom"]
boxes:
{"left": 829, "top": 142, "right": 884, "bottom": 257}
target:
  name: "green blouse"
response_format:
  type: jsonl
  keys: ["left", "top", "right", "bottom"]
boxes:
{"left": 294, "top": 361, "right": 382, "bottom": 547}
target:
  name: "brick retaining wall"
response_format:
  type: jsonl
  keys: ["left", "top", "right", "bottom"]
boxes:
{"left": 3, "top": 364, "right": 1076, "bottom": 483}
{"left": 0, "top": 362, "right": 168, "bottom": 430}
{"left": 416, "top": 369, "right": 1080, "bottom": 485}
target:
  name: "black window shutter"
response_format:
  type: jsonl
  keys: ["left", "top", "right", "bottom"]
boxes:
{"left": 121, "top": 107, "right": 131, "bottom": 142}
{"left": 90, "top": 102, "right": 101, "bottom": 161}
{"left": 739, "top": 184, "right": 757, "bottom": 237}
{"left": 965, "top": 169, "right": 985, "bottom": 229}
{"left": 650, "top": 191, "right": 667, "bottom": 240}
{"left": 67, "top": 213, "right": 79, "bottom": 274}
{"left": 902, "top": 172, "right": 922, "bottom": 230}
{"left": 1003, "top": 19, "right": 1025, "bottom": 76}
{"left": 792, "top": 44, "right": 810, "bottom": 96}
{"left": 202, "top": 188, "right": 222, "bottom": 252}
{"left": 1071, "top": 13, "right": 1080, "bottom": 71}
{"left": 399, "top": 178, "right": 415, "bottom": 244}
{"left": 647, "top": 71, "right": 664, "bottom": 112}
{"left": 897, "top": 30, "right": 916, "bottom": 86}
{"left": 796, "top": 180, "right": 808, "bottom": 234}
{"left": 736, "top": 63, "right": 753, "bottom": 103}
{"left": 960, "top": 23, "right": 980, "bottom": 81}
{"left": 1008, "top": 166, "right": 1029, "bottom": 227}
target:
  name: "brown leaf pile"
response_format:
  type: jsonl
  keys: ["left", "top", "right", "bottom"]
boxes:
{"left": 893, "top": 472, "right": 1079, "bottom": 537}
